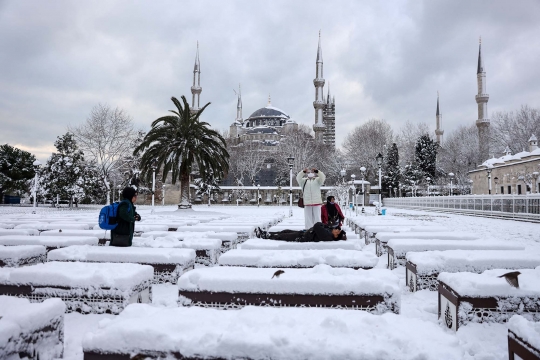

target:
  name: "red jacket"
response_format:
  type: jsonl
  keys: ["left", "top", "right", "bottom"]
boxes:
{"left": 321, "top": 202, "right": 345, "bottom": 226}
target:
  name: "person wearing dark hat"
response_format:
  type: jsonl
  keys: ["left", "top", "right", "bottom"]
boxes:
{"left": 110, "top": 186, "right": 141, "bottom": 247}
{"left": 321, "top": 196, "right": 345, "bottom": 227}
{"left": 255, "top": 222, "right": 346, "bottom": 242}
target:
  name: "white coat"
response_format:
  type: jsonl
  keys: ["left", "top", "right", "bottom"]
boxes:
{"left": 296, "top": 170, "right": 326, "bottom": 205}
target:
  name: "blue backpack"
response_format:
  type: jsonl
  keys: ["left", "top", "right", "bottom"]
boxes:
{"left": 98, "top": 200, "right": 131, "bottom": 230}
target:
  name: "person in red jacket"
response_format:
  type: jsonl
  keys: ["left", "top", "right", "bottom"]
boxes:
{"left": 321, "top": 196, "right": 345, "bottom": 227}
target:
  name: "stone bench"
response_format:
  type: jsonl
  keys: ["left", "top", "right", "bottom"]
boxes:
{"left": 0, "top": 245, "right": 46, "bottom": 267}
{"left": 348, "top": 218, "right": 419, "bottom": 237}
{"left": 239, "top": 238, "right": 363, "bottom": 251}
{"left": 406, "top": 250, "right": 540, "bottom": 292}
{"left": 41, "top": 229, "right": 110, "bottom": 245}
{"left": 0, "top": 235, "right": 99, "bottom": 252}
{"left": 375, "top": 232, "right": 480, "bottom": 257}
{"left": 133, "top": 236, "right": 221, "bottom": 266}
{"left": 387, "top": 239, "right": 524, "bottom": 270}
{"left": 176, "top": 225, "right": 255, "bottom": 240}
{"left": 438, "top": 268, "right": 540, "bottom": 331}
{"left": 178, "top": 265, "right": 399, "bottom": 313}
{"left": 47, "top": 245, "right": 195, "bottom": 284}
{"left": 364, "top": 225, "right": 448, "bottom": 245}
{"left": 0, "top": 229, "right": 39, "bottom": 236}
{"left": 15, "top": 222, "right": 90, "bottom": 231}
{"left": 0, "top": 261, "right": 154, "bottom": 314}
{"left": 507, "top": 315, "right": 540, "bottom": 360}
{"left": 81, "top": 304, "right": 464, "bottom": 360}
{"left": 142, "top": 231, "right": 239, "bottom": 253}
{"left": 218, "top": 249, "right": 378, "bottom": 269}
{"left": 0, "top": 296, "right": 65, "bottom": 360}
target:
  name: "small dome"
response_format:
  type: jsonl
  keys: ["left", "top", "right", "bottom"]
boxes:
{"left": 248, "top": 105, "right": 289, "bottom": 119}
{"left": 529, "top": 134, "right": 538, "bottom": 142}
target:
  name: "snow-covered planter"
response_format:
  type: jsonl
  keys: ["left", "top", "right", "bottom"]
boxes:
{"left": 133, "top": 223, "right": 169, "bottom": 233}
{"left": 438, "top": 268, "right": 540, "bottom": 331}
{"left": 387, "top": 239, "right": 524, "bottom": 270}
{"left": 0, "top": 296, "right": 65, "bottom": 360}
{"left": 82, "top": 305, "right": 464, "bottom": 360}
{"left": 219, "top": 249, "right": 378, "bottom": 269}
{"left": 176, "top": 225, "right": 255, "bottom": 240}
{"left": 133, "top": 236, "right": 221, "bottom": 266}
{"left": 177, "top": 265, "right": 400, "bottom": 314}
{"left": 0, "top": 262, "right": 153, "bottom": 314}
{"left": 364, "top": 225, "right": 448, "bottom": 244}
{"left": 406, "top": 250, "right": 540, "bottom": 292}
{"left": 0, "top": 245, "right": 46, "bottom": 267}
{"left": 143, "top": 230, "right": 239, "bottom": 253}
{"left": 375, "top": 231, "right": 480, "bottom": 257}
{"left": 239, "top": 238, "right": 363, "bottom": 251}
{"left": 508, "top": 315, "right": 540, "bottom": 360}
{"left": 0, "top": 229, "right": 39, "bottom": 236}
{"left": 47, "top": 245, "right": 195, "bottom": 284}
{"left": 41, "top": 229, "right": 110, "bottom": 245}
{"left": 15, "top": 222, "right": 89, "bottom": 231}
{"left": 0, "top": 235, "right": 99, "bottom": 252}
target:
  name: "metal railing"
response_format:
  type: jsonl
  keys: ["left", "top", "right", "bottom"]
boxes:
{"left": 383, "top": 194, "right": 540, "bottom": 222}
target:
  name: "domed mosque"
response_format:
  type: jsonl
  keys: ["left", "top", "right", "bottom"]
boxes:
{"left": 229, "top": 93, "right": 298, "bottom": 147}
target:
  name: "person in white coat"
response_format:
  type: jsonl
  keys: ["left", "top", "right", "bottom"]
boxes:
{"left": 296, "top": 168, "right": 326, "bottom": 229}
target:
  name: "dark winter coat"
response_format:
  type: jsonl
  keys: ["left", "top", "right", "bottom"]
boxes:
{"left": 268, "top": 222, "right": 346, "bottom": 242}
{"left": 321, "top": 202, "right": 345, "bottom": 227}
{"left": 110, "top": 200, "right": 139, "bottom": 247}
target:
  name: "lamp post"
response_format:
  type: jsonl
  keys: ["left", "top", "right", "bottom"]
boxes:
{"left": 340, "top": 169, "right": 346, "bottom": 207}
{"left": 448, "top": 172, "right": 454, "bottom": 196}
{"left": 32, "top": 160, "right": 42, "bottom": 208}
{"left": 117, "top": 185, "right": 121, "bottom": 201}
{"left": 162, "top": 184, "right": 166, "bottom": 205}
{"left": 360, "top": 166, "right": 366, "bottom": 214}
{"left": 494, "top": 177, "right": 499, "bottom": 195}
{"left": 257, "top": 184, "right": 260, "bottom": 208}
{"left": 486, "top": 168, "right": 492, "bottom": 195}
{"left": 426, "top": 177, "right": 431, "bottom": 196}
{"left": 287, "top": 156, "right": 295, "bottom": 217}
{"left": 207, "top": 184, "right": 212, "bottom": 207}
{"left": 532, "top": 172, "right": 539, "bottom": 193}
{"left": 351, "top": 174, "right": 356, "bottom": 216}
{"left": 151, "top": 162, "right": 156, "bottom": 210}
{"left": 376, "top": 153, "right": 383, "bottom": 215}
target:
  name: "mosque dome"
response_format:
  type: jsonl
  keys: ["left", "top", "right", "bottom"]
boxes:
{"left": 245, "top": 103, "right": 290, "bottom": 128}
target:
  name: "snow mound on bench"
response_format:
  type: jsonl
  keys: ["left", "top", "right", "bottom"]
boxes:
{"left": 508, "top": 315, "right": 540, "bottom": 351}
{"left": 0, "top": 235, "right": 98, "bottom": 247}
{"left": 388, "top": 239, "right": 524, "bottom": 257}
{"left": 0, "top": 245, "right": 46, "bottom": 260}
{"left": 239, "top": 238, "right": 363, "bottom": 250}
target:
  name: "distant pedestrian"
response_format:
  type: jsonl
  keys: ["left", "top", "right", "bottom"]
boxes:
{"left": 321, "top": 196, "right": 345, "bottom": 227}
{"left": 297, "top": 168, "right": 325, "bottom": 229}
{"left": 110, "top": 186, "right": 141, "bottom": 247}
{"left": 255, "top": 222, "right": 346, "bottom": 242}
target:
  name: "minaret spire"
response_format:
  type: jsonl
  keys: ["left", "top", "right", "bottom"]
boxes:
{"left": 267, "top": 94, "right": 271, "bottom": 106}
{"left": 475, "top": 37, "right": 490, "bottom": 163}
{"left": 313, "top": 30, "right": 326, "bottom": 143}
{"left": 435, "top": 91, "right": 444, "bottom": 144}
{"left": 235, "top": 84, "right": 243, "bottom": 123}
{"left": 191, "top": 41, "right": 202, "bottom": 115}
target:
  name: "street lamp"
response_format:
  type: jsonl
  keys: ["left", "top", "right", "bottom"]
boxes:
{"left": 151, "top": 161, "right": 157, "bottom": 210}
{"left": 360, "top": 166, "right": 366, "bottom": 214}
{"left": 494, "top": 177, "right": 499, "bottom": 194}
{"left": 376, "top": 153, "right": 383, "bottom": 214}
{"left": 256, "top": 180, "right": 260, "bottom": 208}
{"left": 532, "top": 172, "right": 539, "bottom": 193}
{"left": 32, "top": 160, "right": 42, "bottom": 208}
{"left": 448, "top": 172, "right": 455, "bottom": 196}
{"left": 162, "top": 184, "right": 166, "bottom": 205}
{"left": 351, "top": 174, "right": 356, "bottom": 216}
{"left": 339, "top": 168, "right": 347, "bottom": 208}
{"left": 486, "top": 167, "right": 492, "bottom": 195}
{"left": 117, "top": 185, "right": 122, "bottom": 201}
{"left": 287, "top": 155, "right": 295, "bottom": 217}
{"left": 426, "top": 177, "right": 431, "bottom": 196}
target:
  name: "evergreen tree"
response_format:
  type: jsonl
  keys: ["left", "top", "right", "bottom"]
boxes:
{"left": 384, "top": 143, "right": 401, "bottom": 195}
{"left": 402, "top": 162, "right": 423, "bottom": 196}
{"left": 414, "top": 134, "right": 438, "bottom": 182}
{"left": 0, "top": 144, "right": 36, "bottom": 201}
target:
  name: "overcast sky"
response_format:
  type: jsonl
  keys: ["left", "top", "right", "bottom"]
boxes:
{"left": 1, "top": 0, "right": 539, "bottom": 161}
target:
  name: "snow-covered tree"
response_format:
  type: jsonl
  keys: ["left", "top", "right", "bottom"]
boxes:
{"left": 396, "top": 121, "right": 431, "bottom": 166}
{"left": 0, "top": 144, "right": 36, "bottom": 202}
{"left": 402, "top": 162, "right": 423, "bottom": 196}
{"left": 384, "top": 143, "right": 401, "bottom": 196}
{"left": 414, "top": 134, "right": 438, "bottom": 181}
{"left": 490, "top": 105, "right": 540, "bottom": 155}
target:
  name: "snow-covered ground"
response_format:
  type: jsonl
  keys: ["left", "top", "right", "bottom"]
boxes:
{"left": 1, "top": 204, "right": 539, "bottom": 359}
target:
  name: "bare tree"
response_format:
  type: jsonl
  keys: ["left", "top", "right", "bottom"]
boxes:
{"left": 490, "top": 105, "right": 540, "bottom": 155}
{"left": 395, "top": 120, "right": 431, "bottom": 166}
{"left": 69, "top": 104, "right": 136, "bottom": 204}
{"left": 227, "top": 141, "right": 268, "bottom": 186}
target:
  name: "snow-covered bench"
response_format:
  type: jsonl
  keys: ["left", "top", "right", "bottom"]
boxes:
{"left": 142, "top": 231, "right": 239, "bottom": 253}
{"left": 0, "top": 262, "right": 153, "bottom": 314}
{"left": 0, "top": 222, "right": 14, "bottom": 229}
{"left": 0, "top": 296, "right": 65, "bottom": 360}
{"left": 133, "top": 236, "right": 221, "bottom": 266}
{"left": 0, "top": 235, "right": 99, "bottom": 252}
{"left": 137, "top": 221, "right": 190, "bottom": 231}
{"left": 82, "top": 305, "right": 464, "bottom": 360}
{"left": 507, "top": 315, "right": 540, "bottom": 360}
{"left": 406, "top": 250, "right": 540, "bottom": 292}
{"left": 218, "top": 249, "right": 378, "bottom": 269}
{"left": 438, "top": 268, "right": 540, "bottom": 331}
{"left": 375, "top": 232, "right": 480, "bottom": 256}
{"left": 387, "top": 239, "right": 525, "bottom": 270}
{"left": 40, "top": 229, "right": 110, "bottom": 245}
{"left": 239, "top": 238, "right": 363, "bottom": 251}
{"left": 364, "top": 225, "right": 448, "bottom": 245}
{"left": 0, "top": 229, "right": 38, "bottom": 236}
{"left": 267, "top": 224, "right": 306, "bottom": 232}
{"left": 47, "top": 245, "right": 195, "bottom": 284}
{"left": 0, "top": 245, "right": 46, "bottom": 267}
{"left": 15, "top": 222, "right": 90, "bottom": 231}
{"left": 176, "top": 225, "right": 255, "bottom": 240}
{"left": 348, "top": 218, "right": 420, "bottom": 236}
{"left": 178, "top": 265, "right": 400, "bottom": 313}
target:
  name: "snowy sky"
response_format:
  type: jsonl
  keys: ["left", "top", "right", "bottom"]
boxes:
{"left": 1, "top": 0, "right": 540, "bottom": 161}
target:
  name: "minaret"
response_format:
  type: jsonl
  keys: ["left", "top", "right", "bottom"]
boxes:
{"left": 235, "top": 84, "right": 243, "bottom": 123}
{"left": 435, "top": 91, "right": 444, "bottom": 144}
{"left": 322, "top": 82, "right": 336, "bottom": 148}
{"left": 313, "top": 31, "right": 326, "bottom": 142}
{"left": 476, "top": 37, "right": 490, "bottom": 163}
{"left": 190, "top": 42, "right": 202, "bottom": 115}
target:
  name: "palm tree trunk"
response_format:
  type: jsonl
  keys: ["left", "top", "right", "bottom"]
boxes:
{"left": 178, "top": 171, "right": 191, "bottom": 209}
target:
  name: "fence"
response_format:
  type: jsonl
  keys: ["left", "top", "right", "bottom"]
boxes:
{"left": 383, "top": 194, "right": 540, "bottom": 223}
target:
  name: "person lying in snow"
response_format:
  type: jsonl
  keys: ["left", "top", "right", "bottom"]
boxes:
{"left": 255, "top": 222, "right": 347, "bottom": 242}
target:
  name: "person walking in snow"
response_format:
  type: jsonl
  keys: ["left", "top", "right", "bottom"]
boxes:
{"left": 321, "top": 195, "right": 345, "bottom": 227}
{"left": 110, "top": 186, "right": 141, "bottom": 247}
{"left": 297, "top": 168, "right": 325, "bottom": 229}
{"left": 255, "top": 222, "right": 347, "bottom": 242}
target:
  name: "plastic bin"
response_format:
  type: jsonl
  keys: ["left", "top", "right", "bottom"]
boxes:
{"left": 381, "top": 208, "right": 386, "bottom": 215}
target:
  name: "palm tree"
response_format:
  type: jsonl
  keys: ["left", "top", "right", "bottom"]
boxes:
{"left": 135, "top": 96, "right": 229, "bottom": 209}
